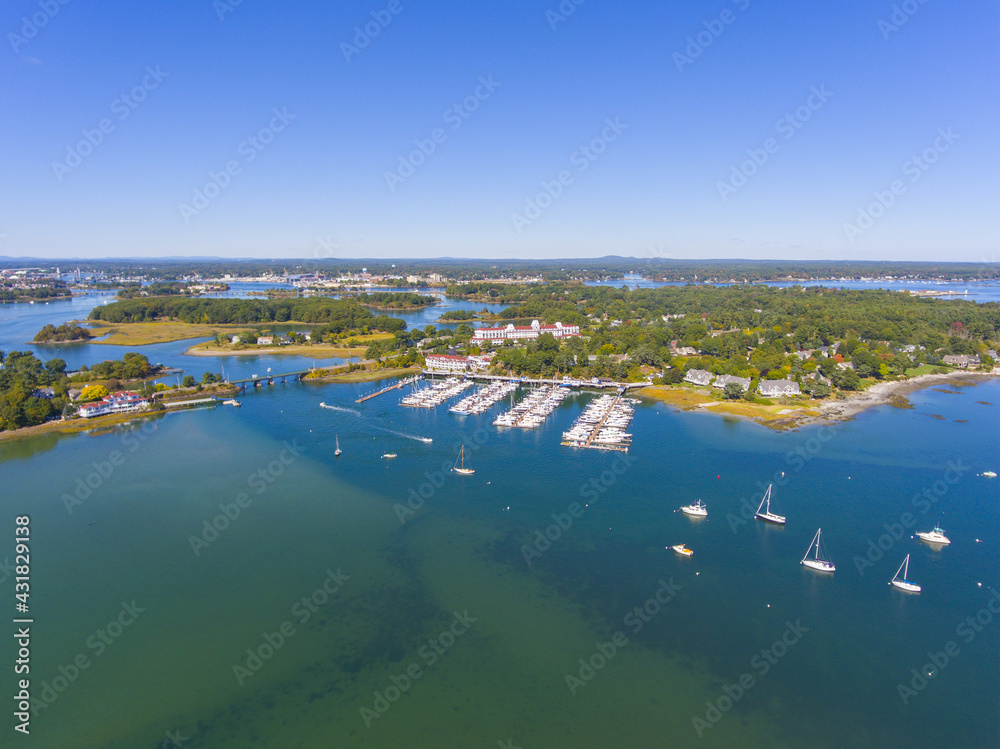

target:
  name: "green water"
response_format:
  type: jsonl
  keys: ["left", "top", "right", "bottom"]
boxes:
{"left": 1, "top": 379, "right": 998, "bottom": 748}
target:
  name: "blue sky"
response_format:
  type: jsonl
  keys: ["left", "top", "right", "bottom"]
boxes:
{"left": 1, "top": 0, "right": 997, "bottom": 261}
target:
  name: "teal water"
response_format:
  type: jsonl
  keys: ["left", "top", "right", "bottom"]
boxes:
{"left": 1, "top": 372, "right": 998, "bottom": 748}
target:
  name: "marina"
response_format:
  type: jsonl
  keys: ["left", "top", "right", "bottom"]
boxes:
{"left": 560, "top": 393, "right": 637, "bottom": 452}
{"left": 448, "top": 380, "right": 519, "bottom": 415}
{"left": 492, "top": 385, "right": 569, "bottom": 429}
{"left": 356, "top": 374, "right": 421, "bottom": 403}
{"left": 399, "top": 377, "right": 473, "bottom": 409}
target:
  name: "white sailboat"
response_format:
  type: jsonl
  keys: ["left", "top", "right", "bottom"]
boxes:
{"left": 453, "top": 445, "right": 475, "bottom": 475}
{"left": 890, "top": 554, "right": 921, "bottom": 593}
{"left": 334, "top": 435, "right": 342, "bottom": 457}
{"left": 755, "top": 484, "right": 786, "bottom": 525}
{"left": 680, "top": 499, "right": 708, "bottom": 517}
{"left": 915, "top": 526, "right": 950, "bottom": 545}
{"left": 801, "top": 528, "right": 835, "bottom": 572}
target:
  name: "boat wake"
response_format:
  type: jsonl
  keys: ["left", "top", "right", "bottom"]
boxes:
{"left": 319, "top": 403, "right": 361, "bottom": 417}
{"left": 382, "top": 429, "right": 433, "bottom": 443}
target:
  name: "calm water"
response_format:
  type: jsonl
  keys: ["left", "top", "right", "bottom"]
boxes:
{"left": 0, "top": 297, "right": 998, "bottom": 748}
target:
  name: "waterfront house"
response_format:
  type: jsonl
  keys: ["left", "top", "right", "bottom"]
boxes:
{"left": 257, "top": 336, "right": 274, "bottom": 346}
{"left": 424, "top": 354, "right": 470, "bottom": 373}
{"left": 713, "top": 374, "right": 750, "bottom": 392}
{"left": 942, "top": 354, "right": 980, "bottom": 368}
{"left": 78, "top": 391, "right": 149, "bottom": 418}
{"left": 684, "top": 369, "right": 713, "bottom": 387}
{"left": 758, "top": 379, "right": 801, "bottom": 397}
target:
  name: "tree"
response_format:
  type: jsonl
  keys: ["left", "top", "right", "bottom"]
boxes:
{"left": 723, "top": 382, "right": 744, "bottom": 400}
{"left": 80, "top": 384, "right": 108, "bottom": 401}
{"left": 45, "top": 358, "right": 67, "bottom": 374}
{"left": 181, "top": 375, "right": 196, "bottom": 388}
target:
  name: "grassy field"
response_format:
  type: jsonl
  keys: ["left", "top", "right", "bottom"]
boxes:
{"left": 87, "top": 321, "right": 245, "bottom": 345}
{"left": 904, "top": 364, "right": 952, "bottom": 377}
{"left": 638, "top": 385, "right": 823, "bottom": 429}
{"left": 185, "top": 333, "right": 393, "bottom": 359}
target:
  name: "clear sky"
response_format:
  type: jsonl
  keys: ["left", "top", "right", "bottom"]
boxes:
{"left": 1, "top": 0, "right": 997, "bottom": 261}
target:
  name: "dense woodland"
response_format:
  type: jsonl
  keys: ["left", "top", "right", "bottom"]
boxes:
{"left": 468, "top": 285, "right": 1000, "bottom": 390}
{"left": 88, "top": 297, "right": 407, "bottom": 334}
{"left": 34, "top": 323, "right": 94, "bottom": 342}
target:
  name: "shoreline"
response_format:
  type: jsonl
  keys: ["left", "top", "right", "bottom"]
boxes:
{"left": 639, "top": 370, "right": 999, "bottom": 430}
{"left": 184, "top": 342, "right": 368, "bottom": 358}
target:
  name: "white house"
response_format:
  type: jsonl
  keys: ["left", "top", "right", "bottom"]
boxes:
{"left": 471, "top": 320, "right": 580, "bottom": 343}
{"left": 257, "top": 336, "right": 274, "bottom": 346}
{"left": 758, "top": 379, "right": 801, "bottom": 397}
{"left": 714, "top": 374, "right": 750, "bottom": 392}
{"left": 684, "top": 369, "right": 713, "bottom": 386}
{"left": 78, "top": 391, "right": 149, "bottom": 418}
{"left": 424, "top": 354, "right": 470, "bottom": 373}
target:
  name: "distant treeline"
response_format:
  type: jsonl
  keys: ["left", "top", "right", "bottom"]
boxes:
{"left": 352, "top": 291, "right": 436, "bottom": 309}
{"left": 88, "top": 297, "right": 407, "bottom": 333}
{"left": 6, "top": 258, "right": 998, "bottom": 282}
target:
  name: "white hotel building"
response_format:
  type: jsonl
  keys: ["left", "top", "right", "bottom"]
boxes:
{"left": 471, "top": 320, "right": 580, "bottom": 344}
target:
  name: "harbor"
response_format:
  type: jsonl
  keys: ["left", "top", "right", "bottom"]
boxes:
{"left": 492, "top": 385, "right": 569, "bottom": 429}
{"left": 356, "top": 374, "right": 421, "bottom": 403}
{"left": 561, "top": 393, "right": 637, "bottom": 452}
{"left": 400, "top": 377, "right": 473, "bottom": 408}
{"left": 448, "top": 380, "right": 519, "bottom": 415}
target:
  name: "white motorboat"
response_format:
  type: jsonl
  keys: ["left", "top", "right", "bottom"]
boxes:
{"left": 680, "top": 499, "right": 708, "bottom": 517}
{"left": 915, "top": 526, "right": 950, "bottom": 545}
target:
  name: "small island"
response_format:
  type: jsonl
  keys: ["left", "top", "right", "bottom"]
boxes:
{"left": 33, "top": 323, "right": 94, "bottom": 342}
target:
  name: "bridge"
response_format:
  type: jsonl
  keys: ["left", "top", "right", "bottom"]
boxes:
{"left": 227, "top": 369, "right": 314, "bottom": 388}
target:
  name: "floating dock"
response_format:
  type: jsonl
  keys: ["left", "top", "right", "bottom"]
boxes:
{"left": 356, "top": 375, "right": 421, "bottom": 403}
{"left": 561, "top": 394, "right": 636, "bottom": 452}
{"left": 493, "top": 385, "right": 569, "bottom": 429}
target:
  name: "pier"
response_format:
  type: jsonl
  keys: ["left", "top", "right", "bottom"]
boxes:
{"left": 356, "top": 375, "right": 421, "bottom": 403}
{"left": 561, "top": 394, "right": 635, "bottom": 453}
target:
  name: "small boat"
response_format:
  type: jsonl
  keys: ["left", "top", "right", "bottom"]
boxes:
{"left": 680, "top": 499, "right": 708, "bottom": 517}
{"left": 452, "top": 445, "right": 475, "bottom": 475}
{"left": 982, "top": 471, "right": 997, "bottom": 478}
{"left": 671, "top": 544, "right": 693, "bottom": 557}
{"left": 754, "top": 484, "right": 786, "bottom": 525}
{"left": 801, "top": 528, "right": 835, "bottom": 573}
{"left": 890, "top": 554, "right": 921, "bottom": 593}
{"left": 916, "top": 525, "right": 950, "bottom": 545}
{"left": 381, "top": 453, "right": 397, "bottom": 459}
{"left": 334, "top": 435, "right": 342, "bottom": 457}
